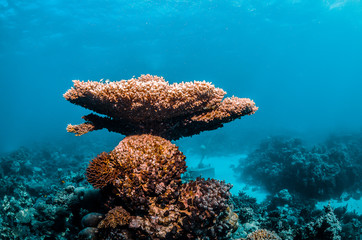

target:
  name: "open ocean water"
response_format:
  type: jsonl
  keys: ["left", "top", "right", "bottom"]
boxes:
{"left": 0, "top": 1, "right": 361, "bottom": 239}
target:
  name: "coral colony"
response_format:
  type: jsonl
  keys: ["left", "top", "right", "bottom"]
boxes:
{"left": 64, "top": 74, "right": 258, "bottom": 239}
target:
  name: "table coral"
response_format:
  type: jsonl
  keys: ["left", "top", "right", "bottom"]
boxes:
{"left": 64, "top": 74, "right": 258, "bottom": 239}
{"left": 64, "top": 74, "right": 257, "bottom": 140}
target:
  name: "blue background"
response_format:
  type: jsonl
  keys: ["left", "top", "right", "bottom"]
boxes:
{"left": 1, "top": 0, "right": 361, "bottom": 152}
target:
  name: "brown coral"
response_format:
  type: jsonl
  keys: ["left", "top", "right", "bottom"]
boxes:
{"left": 127, "top": 199, "right": 183, "bottom": 239}
{"left": 109, "top": 134, "right": 186, "bottom": 211}
{"left": 66, "top": 122, "right": 95, "bottom": 136}
{"left": 98, "top": 206, "right": 131, "bottom": 229}
{"left": 99, "top": 191, "right": 235, "bottom": 240}
{"left": 246, "top": 229, "right": 281, "bottom": 240}
{"left": 97, "top": 206, "right": 135, "bottom": 239}
{"left": 177, "top": 178, "right": 234, "bottom": 239}
{"left": 86, "top": 152, "right": 120, "bottom": 189}
{"left": 64, "top": 74, "right": 258, "bottom": 140}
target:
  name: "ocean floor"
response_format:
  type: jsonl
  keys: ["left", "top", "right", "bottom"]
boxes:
{"left": 0, "top": 138, "right": 361, "bottom": 239}
{"left": 186, "top": 154, "right": 268, "bottom": 199}
{"left": 186, "top": 153, "right": 362, "bottom": 214}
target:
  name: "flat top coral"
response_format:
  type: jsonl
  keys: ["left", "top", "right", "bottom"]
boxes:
{"left": 64, "top": 74, "right": 258, "bottom": 239}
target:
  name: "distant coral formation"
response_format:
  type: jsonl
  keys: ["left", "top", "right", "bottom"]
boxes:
{"left": 64, "top": 74, "right": 258, "bottom": 239}
{"left": 235, "top": 135, "right": 362, "bottom": 201}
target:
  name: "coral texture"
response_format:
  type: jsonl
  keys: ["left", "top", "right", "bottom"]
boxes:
{"left": 64, "top": 74, "right": 258, "bottom": 239}
{"left": 86, "top": 152, "right": 120, "bottom": 189}
{"left": 246, "top": 229, "right": 281, "bottom": 240}
{"left": 177, "top": 178, "right": 235, "bottom": 239}
{"left": 64, "top": 74, "right": 258, "bottom": 140}
{"left": 98, "top": 206, "right": 131, "bottom": 229}
{"left": 64, "top": 74, "right": 226, "bottom": 122}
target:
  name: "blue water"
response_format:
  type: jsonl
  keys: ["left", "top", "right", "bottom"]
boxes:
{"left": 1, "top": 1, "right": 362, "bottom": 151}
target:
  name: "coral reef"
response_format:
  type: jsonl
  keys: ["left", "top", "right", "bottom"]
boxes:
{"left": 234, "top": 135, "right": 362, "bottom": 201}
{"left": 0, "top": 137, "right": 361, "bottom": 239}
{"left": 296, "top": 205, "right": 342, "bottom": 240}
{"left": 231, "top": 134, "right": 362, "bottom": 239}
{"left": 230, "top": 189, "right": 361, "bottom": 240}
{"left": 0, "top": 144, "right": 107, "bottom": 240}
{"left": 63, "top": 74, "right": 258, "bottom": 239}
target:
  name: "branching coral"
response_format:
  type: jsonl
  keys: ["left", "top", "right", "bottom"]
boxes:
{"left": 64, "top": 74, "right": 258, "bottom": 239}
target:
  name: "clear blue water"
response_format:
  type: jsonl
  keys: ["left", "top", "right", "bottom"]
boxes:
{"left": 0, "top": 1, "right": 361, "bottom": 151}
